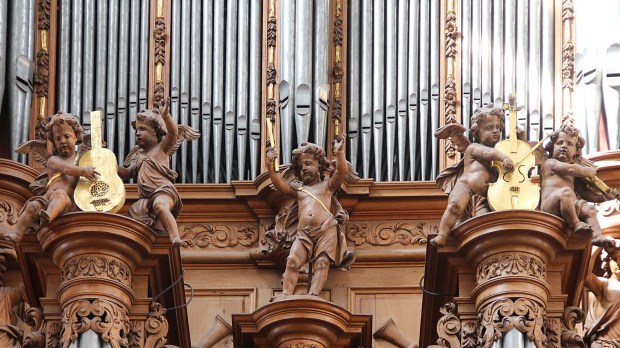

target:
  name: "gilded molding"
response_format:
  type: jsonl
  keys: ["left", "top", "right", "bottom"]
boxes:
{"left": 598, "top": 200, "right": 620, "bottom": 217}
{"left": 0, "top": 200, "right": 19, "bottom": 227}
{"left": 34, "top": 0, "right": 52, "bottom": 140}
{"left": 561, "top": 0, "right": 575, "bottom": 124}
{"left": 444, "top": 10, "right": 457, "bottom": 59}
{"left": 144, "top": 302, "right": 169, "bottom": 348}
{"left": 345, "top": 222, "right": 431, "bottom": 246}
{"left": 331, "top": 0, "right": 344, "bottom": 133}
{"left": 444, "top": 4, "right": 457, "bottom": 159}
{"left": 461, "top": 321, "right": 478, "bottom": 348}
{"left": 475, "top": 253, "right": 546, "bottom": 285}
{"left": 60, "top": 256, "right": 133, "bottom": 287}
{"left": 478, "top": 298, "right": 547, "bottom": 348}
{"left": 180, "top": 224, "right": 258, "bottom": 248}
{"left": 561, "top": 306, "right": 585, "bottom": 348}
{"left": 153, "top": 12, "right": 167, "bottom": 105}
{"left": 61, "top": 299, "right": 130, "bottom": 348}
{"left": 429, "top": 303, "right": 461, "bottom": 348}
{"left": 267, "top": 16, "right": 277, "bottom": 47}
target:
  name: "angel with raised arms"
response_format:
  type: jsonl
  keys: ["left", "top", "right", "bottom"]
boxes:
{"left": 3, "top": 112, "right": 99, "bottom": 244}
{"left": 431, "top": 103, "right": 514, "bottom": 247}
{"left": 118, "top": 98, "right": 200, "bottom": 247}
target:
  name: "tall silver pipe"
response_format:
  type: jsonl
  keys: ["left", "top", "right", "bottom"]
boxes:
{"left": 212, "top": 0, "right": 225, "bottom": 183}
{"left": 83, "top": 0, "right": 95, "bottom": 115}
{"left": 248, "top": 0, "right": 262, "bottom": 179}
{"left": 419, "top": 0, "right": 429, "bottom": 179}
{"left": 385, "top": 0, "right": 397, "bottom": 181}
{"left": 372, "top": 0, "right": 384, "bottom": 181}
{"left": 461, "top": 0, "right": 471, "bottom": 129}
{"left": 504, "top": 0, "right": 516, "bottom": 102}
{"left": 515, "top": 0, "right": 529, "bottom": 136}
{"left": 295, "top": 0, "right": 312, "bottom": 145}
{"left": 604, "top": 44, "right": 620, "bottom": 149}
{"left": 224, "top": 0, "right": 238, "bottom": 182}
{"left": 128, "top": 0, "right": 141, "bottom": 152}
{"left": 139, "top": 0, "right": 150, "bottom": 112}
{"left": 528, "top": 0, "right": 542, "bottom": 141}
{"left": 179, "top": 0, "right": 191, "bottom": 183}
{"left": 71, "top": 0, "right": 84, "bottom": 116}
{"left": 492, "top": 0, "right": 503, "bottom": 105}
{"left": 170, "top": 0, "right": 181, "bottom": 173}
{"left": 117, "top": 0, "right": 130, "bottom": 161}
{"left": 313, "top": 0, "right": 330, "bottom": 149}
{"left": 347, "top": 0, "right": 361, "bottom": 171}
{"left": 480, "top": 0, "right": 491, "bottom": 105}
{"left": 407, "top": 0, "right": 419, "bottom": 180}
{"left": 361, "top": 0, "right": 372, "bottom": 178}
{"left": 190, "top": 0, "right": 202, "bottom": 183}
{"left": 58, "top": 0, "right": 71, "bottom": 112}
{"left": 541, "top": 0, "right": 555, "bottom": 137}
{"left": 201, "top": 0, "right": 214, "bottom": 182}
{"left": 0, "top": 0, "right": 6, "bottom": 111}
{"left": 430, "top": 0, "right": 439, "bottom": 179}
{"left": 95, "top": 0, "right": 108, "bottom": 111}
{"left": 280, "top": 0, "right": 295, "bottom": 163}
{"left": 237, "top": 0, "right": 249, "bottom": 180}
{"left": 582, "top": 48, "right": 602, "bottom": 152}
{"left": 471, "top": 0, "right": 482, "bottom": 109}
{"left": 106, "top": 0, "right": 119, "bottom": 154}
{"left": 396, "top": 0, "right": 408, "bottom": 181}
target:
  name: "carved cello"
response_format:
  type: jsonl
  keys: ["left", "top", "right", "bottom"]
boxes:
{"left": 487, "top": 94, "right": 540, "bottom": 211}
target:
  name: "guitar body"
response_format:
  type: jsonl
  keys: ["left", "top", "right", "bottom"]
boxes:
{"left": 75, "top": 148, "right": 126, "bottom": 213}
{"left": 488, "top": 139, "right": 539, "bottom": 211}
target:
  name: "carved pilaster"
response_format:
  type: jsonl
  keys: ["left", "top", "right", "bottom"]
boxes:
{"left": 60, "top": 299, "right": 129, "bottom": 348}
{"left": 264, "top": 0, "right": 279, "bottom": 165}
{"left": 478, "top": 298, "right": 547, "bottom": 348}
{"left": 331, "top": 0, "right": 345, "bottom": 140}
{"left": 150, "top": 0, "right": 168, "bottom": 107}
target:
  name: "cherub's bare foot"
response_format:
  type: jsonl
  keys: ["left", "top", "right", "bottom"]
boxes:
{"left": 572, "top": 221, "right": 592, "bottom": 234}
{"left": 171, "top": 237, "right": 187, "bottom": 247}
{"left": 39, "top": 211, "right": 51, "bottom": 226}
{"left": 270, "top": 293, "right": 289, "bottom": 302}
{"left": 430, "top": 235, "right": 446, "bottom": 247}
{"left": 592, "top": 235, "right": 615, "bottom": 248}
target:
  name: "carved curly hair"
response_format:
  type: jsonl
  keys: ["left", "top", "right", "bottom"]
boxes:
{"left": 46, "top": 112, "right": 84, "bottom": 145}
{"left": 290, "top": 142, "right": 331, "bottom": 181}
{"left": 131, "top": 109, "right": 168, "bottom": 143}
{"left": 468, "top": 103, "right": 505, "bottom": 142}
{"left": 543, "top": 123, "right": 585, "bottom": 159}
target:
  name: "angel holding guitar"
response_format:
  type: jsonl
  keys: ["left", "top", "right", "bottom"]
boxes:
{"left": 118, "top": 98, "right": 199, "bottom": 247}
{"left": 3, "top": 112, "right": 99, "bottom": 244}
{"left": 431, "top": 104, "right": 514, "bottom": 247}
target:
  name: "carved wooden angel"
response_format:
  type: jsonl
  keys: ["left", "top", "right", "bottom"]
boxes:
{"left": 3, "top": 112, "right": 99, "bottom": 244}
{"left": 431, "top": 104, "right": 514, "bottom": 247}
{"left": 118, "top": 98, "right": 200, "bottom": 247}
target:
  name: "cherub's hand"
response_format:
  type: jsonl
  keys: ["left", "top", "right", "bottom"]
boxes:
{"left": 266, "top": 146, "right": 278, "bottom": 164}
{"left": 502, "top": 157, "right": 514, "bottom": 172}
{"left": 586, "top": 166, "right": 598, "bottom": 179}
{"left": 82, "top": 166, "right": 100, "bottom": 181}
{"left": 333, "top": 133, "right": 346, "bottom": 153}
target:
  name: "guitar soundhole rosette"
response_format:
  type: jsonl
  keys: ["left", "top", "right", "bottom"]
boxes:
{"left": 90, "top": 181, "right": 110, "bottom": 197}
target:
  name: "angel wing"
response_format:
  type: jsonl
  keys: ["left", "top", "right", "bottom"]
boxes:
{"left": 15, "top": 140, "right": 52, "bottom": 166}
{"left": 327, "top": 160, "right": 360, "bottom": 185}
{"left": 168, "top": 124, "right": 201, "bottom": 155}
{"left": 434, "top": 123, "right": 470, "bottom": 153}
{"left": 436, "top": 159, "right": 464, "bottom": 194}
{"left": 123, "top": 145, "right": 143, "bottom": 167}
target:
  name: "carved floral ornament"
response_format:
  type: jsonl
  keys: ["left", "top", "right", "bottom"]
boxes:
{"left": 0, "top": 200, "right": 18, "bottom": 226}
{"left": 345, "top": 222, "right": 432, "bottom": 246}
{"left": 179, "top": 223, "right": 258, "bottom": 248}
{"left": 475, "top": 253, "right": 546, "bottom": 285}
{"left": 60, "top": 255, "right": 133, "bottom": 287}
{"left": 61, "top": 299, "right": 130, "bottom": 348}
{"left": 478, "top": 298, "right": 547, "bottom": 348}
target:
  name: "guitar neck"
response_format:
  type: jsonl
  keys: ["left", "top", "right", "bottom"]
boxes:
{"left": 90, "top": 110, "right": 102, "bottom": 150}
{"left": 508, "top": 95, "right": 518, "bottom": 152}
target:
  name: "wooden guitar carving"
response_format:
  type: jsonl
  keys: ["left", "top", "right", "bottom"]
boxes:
{"left": 74, "top": 110, "right": 126, "bottom": 213}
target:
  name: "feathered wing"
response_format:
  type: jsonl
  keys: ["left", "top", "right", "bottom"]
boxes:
{"left": 436, "top": 159, "right": 464, "bottom": 194}
{"left": 15, "top": 140, "right": 52, "bottom": 166}
{"left": 123, "top": 145, "right": 143, "bottom": 167}
{"left": 327, "top": 160, "right": 361, "bottom": 186}
{"left": 434, "top": 123, "right": 470, "bottom": 153}
{"left": 168, "top": 124, "right": 201, "bottom": 155}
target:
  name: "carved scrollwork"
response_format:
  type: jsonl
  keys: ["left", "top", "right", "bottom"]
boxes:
{"left": 180, "top": 224, "right": 258, "bottom": 248}
{"left": 0, "top": 200, "right": 18, "bottom": 226}
{"left": 561, "top": 306, "right": 585, "bottom": 348}
{"left": 144, "top": 302, "right": 169, "bottom": 348}
{"left": 476, "top": 253, "right": 546, "bottom": 285}
{"left": 598, "top": 200, "right": 620, "bottom": 217}
{"left": 478, "top": 298, "right": 547, "bottom": 348}
{"left": 461, "top": 321, "right": 477, "bottom": 348}
{"left": 61, "top": 299, "right": 129, "bottom": 348}
{"left": 60, "top": 256, "right": 132, "bottom": 287}
{"left": 429, "top": 302, "right": 461, "bottom": 348}
{"left": 346, "top": 222, "right": 432, "bottom": 246}
{"left": 46, "top": 322, "right": 63, "bottom": 348}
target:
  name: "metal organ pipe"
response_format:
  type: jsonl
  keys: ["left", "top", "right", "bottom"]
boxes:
{"left": 128, "top": 0, "right": 141, "bottom": 157}
{"left": 385, "top": 0, "right": 397, "bottom": 181}
{"left": 492, "top": 0, "right": 504, "bottom": 106}
{"left": 106, "top": 0, "right": 119, "bottom": 154}
{"left": 372, "top": 0, "right": 384, "bottom": 181}
{"left": 71, "top": 0, "right": 84, "bottom": 117}
{"left": 360, "top": 0, "right": 372, "bottom": 179}
{"left": 170, "top": 0, "right": 181, "bottom": 174}
{"left": 237, "top": 0, "right": 250, "bottom": 180}
{"left": 201, "top": 0, "right": 213, "bottom": 182}
{"left": 314, "top": 0, "right": 330, "bottom": 149}
{"left": 541, "top": 0, "right": 555, "bottom": 139}
{"left": 249, "top": 0, "right": 262, "bottom": 179}
{"left": 430, "top": 0, "right": 439, "bottom": 179}
{"left": 347, "top": 0, "right": 361, "bottom": 171}
{"left": 83, "top": 0, "right": 95, "bottom": 124}
{"left": 279, "top": 0, "right": 294, "bottom": 164}
{"left": 212, "top": 0, "right": 225, "bottom": 183}
{"left": 95, "top": 0, "right": 108, "bottom": 118}
{"left": 407, "top": 0, "right": 419, "bottom": 181}
{"left": 295, "top": 0, "right": 312, "bottom": 145}
{"left": 528, "top": 0, "right": 542, "bottom": 141}
{"left": 397, "top": 0, "right": 408, "bottom": 181}
{"left": 179, "top": 0, "right": 191, "bottom": 183}
{"left": 461, "top": 0, "right": 471, "bottom": 129}
{"left": 224, "top": 0, "right": 238, "bottom": 183}
{"left": 117, "top": 0, "right": 130, "bottom": 163}
{"left": 418, "top": 0, "right": 429, "bottom": 180}
{"left": 190, "top": 0, "right": 202, "bottom": 183}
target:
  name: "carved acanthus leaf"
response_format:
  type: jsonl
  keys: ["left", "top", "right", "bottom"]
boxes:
{"left": 478, "top": 298, "right": 547, "bottom": 348}
{"left": 476, "top": 253, "right": 546, "bottom": 285}
{"left": 0, "top": 200, "right": 19, "bottom": 226}
{"left": 561, "top": 306, "right": 585, "bottom": 348}
{"left": 429, "top": 302, "right": 461, "bottom": 348}
{"left": 61, "top": 299, "right": 129, "bottom": 348}
{"left": 562, "top": 42, "right": 575, "bottom": 91}
{"left": 128, "top": 321, "right": 145, "bottom": 348}
{"left": 180, "top": 224, "right": 258, "bottom": 248}
{"left": 346, "top": 222, "right": 432, "bottom": 246}
{"left": 267, "top": 16, "right": 277, "bottom": 47}
{"left": 144, "top": 302, "right": 169, "bottom": 348}
{"left": 545, "top": 318, "right": 561, "bottom": 348}
{"left": 46, "top": 322, "right": 63, "bottom": 348}
{"left": 445, "top": 11, "right": 457, "bottom": 58}
{"left": 461, "top": 321, "right": 478, "bottom": 348}
{"left": 61, "top": 256, "right": 132, "bottom": 287}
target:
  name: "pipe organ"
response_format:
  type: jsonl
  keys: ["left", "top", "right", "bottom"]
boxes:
{"left": 3, "top": 0, "right": 611, "bottom": 183}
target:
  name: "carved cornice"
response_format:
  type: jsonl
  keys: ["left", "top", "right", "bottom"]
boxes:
{"left": 346, "top": 222, "right": 431, "bottom": 246}
{"left": 60, "top": 256, "right": 133, "bottom": 287}
{"left": 561, "top": 307, "right": 585, "bottom": 348}
{"left": 429, "top": 303, "right": 461, "bottom": 348}
{"left": 61, "top": 299, "right": 129, "bottom": 348}
{"left": 478, "top": 298, "right": 547, "bottom": 348}
{"left": 476, "top": 253, "right": 546, "bottom": 285}
{"left": 144, "top": 302, "right": 169, "bottom": 348}
{"left": 180, "top": 224, "right": 258, "bottom": 248}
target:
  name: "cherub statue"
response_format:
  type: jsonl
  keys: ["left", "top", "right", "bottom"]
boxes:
{"left": 266, "top": 135, "right": 356, "bottom": 299}
{"left": 0, "top": 247, "right": 27, "bottom": 347}
{"left": 585, "top": 242, "right": 620, "bottom": 346}
{"left": 3, "top": 112, "right": 99, "bottom": 244}
{"left": 540, "top": 124, "right": 618, "bottom": 248}
{"left": 431, "top": 104, "right": 514, "bottom": 247}
{"left": 118, "top": 98, "right": 200, "bottom": 247}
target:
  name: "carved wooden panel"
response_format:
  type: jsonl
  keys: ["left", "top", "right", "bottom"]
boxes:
{"left": 350, "top": 287, "right": 423, "bottom": 348}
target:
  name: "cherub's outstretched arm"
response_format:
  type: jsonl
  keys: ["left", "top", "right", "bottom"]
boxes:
{"left": 159, "top": 99, "right": 178, "bottom": 154}
{"left": 585, "top": 272, "right": 606, "bottom": 298}
{"left": 328, "top": 133, "right": 347, "bottom": 192}
{"left": 47, "top": 156, "right": 99, "bottom": 181}
{"left": 469, "top": 144, "right": 514, "bottom": 171}
{"left": 546, "top": 159, "right": 597, "bottom": 179}
{"left": 266, "top": 147, "right": 296, "bottom": 197}
{"left": 117, "top": 163, "right": 137, "bottom": 179}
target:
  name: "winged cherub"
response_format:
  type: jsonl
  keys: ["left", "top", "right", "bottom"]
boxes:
{"left": 118, "top": 98, "right": 200, "bottom": 247}
{"left": 3, "top": 113, "right": 98, "bottom": 244}
{"left": 431, "top": 104, "right": 514, "bottom": 247}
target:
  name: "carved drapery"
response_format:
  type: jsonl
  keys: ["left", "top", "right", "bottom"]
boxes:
{"left": 180, "top": 224, "right": 258, "bottom": 248}
{"left": 478, "top": 298, "right": 547, "bottom": 348}
{"left": 429, "top": 303, "right": 461, "bottom": 348}
{"left": 60, "top": 255, "right": 133, "bottom": 288}
{"left": 60, "top": 299, "right": 130, "bottom": 348}
{"left": 345, "top": 222, "right": 432, "bottom": 246}
{"left": 475, "top": 253, "right": 546, "bottom": 285}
